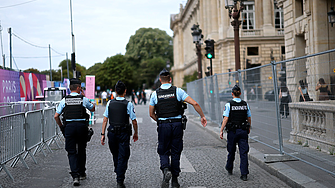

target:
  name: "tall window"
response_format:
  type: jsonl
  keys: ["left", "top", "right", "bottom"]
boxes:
{"left": 242, "top": 1, "right": 255, "bottom": 30}
{"left": 275, "top": 5, "right": 284, "bottom": 29}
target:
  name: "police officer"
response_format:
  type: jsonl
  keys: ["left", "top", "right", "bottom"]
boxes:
{"left": 149, "top": 69, "right": 207, "bottom": 188}
{"left": 54, "top": 78, "right": 95, "bottom": 186}
{"left": 101, "top": 81, "right": 138, "bottom": 188}
{"left": 219, "top": 85, "right": 251, "bottom": 181}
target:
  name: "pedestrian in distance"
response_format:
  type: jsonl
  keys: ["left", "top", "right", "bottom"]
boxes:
{"left": 54, "top": 78, "right": 95, "bottom": 186}
{"left": 131, "top": 89, "right": 137, "bottom": 105}
{"left": 219, "top": 85, "right": 251, "bottom": 181}
{"left": 141, "top": 89, "right": 147, "bottom": 105}
{"left": 279, "top": 83, "right": 290, "bottom": 118}
{"left": 101, "top": 90, "right": 108, "bottom": 106}
{"left": 298, "top": 80, "right": 310, "bottom": 102}
{"left": 149, "top": 68, "right": 207, "bottom": 188}
{"left": 101, "top": 81, "right": 138, "bottom": 188}
{"left": 137, "top": 90, "right": 142, "bottom": 105}
{"left": 315, "top": 78, "right": 330, "bottom": 101}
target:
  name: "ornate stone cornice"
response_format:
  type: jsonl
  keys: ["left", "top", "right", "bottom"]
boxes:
{"left": 170, "top": 0, "right": 200, "bottom": 31}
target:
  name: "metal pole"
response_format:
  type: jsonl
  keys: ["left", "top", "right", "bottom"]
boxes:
{"left": 66, "top": 53, "right": 70, "bottom": 78}
{"left": 49, "top": 44, "right": 52, "bottom": 81}
{"left": 8, "top": 28, "right": 12, "bottom": 69}
{"left": 196, "top": 43, "right": 202, "bottom": 78}
{"left": 0, "top": 21, "right": 4, "bottom": 68}
{"left": 210, "top": 58, "right": 213, "bottom": 76}
{"left": 271, "top": 60, "right": 284, "bottom": 154}
{"left": 70, "top": 0, "right": 76, "bottom": 78}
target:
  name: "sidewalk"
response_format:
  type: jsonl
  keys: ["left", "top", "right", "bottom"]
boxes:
{"left": 186, "top": 113, "right": 333, "bottom": 188}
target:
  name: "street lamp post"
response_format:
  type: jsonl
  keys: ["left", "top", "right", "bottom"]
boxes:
{"left": 225, "top": 0, "right": 244, "bottom": 83}
{"left": 191, "top": 24, "right": 203, "bottom": 79}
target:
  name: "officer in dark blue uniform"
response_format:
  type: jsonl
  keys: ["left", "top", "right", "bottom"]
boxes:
{"left": 220, "top": 85, "right": 251, "bottom": 181}
{"left": 101, "top": 81, "right": 138, "bottom": 188}
{"left": 149, "top": 69, "right": 207, "bottom": 188}
{"left": 54, "top": 78, "right": 95, "bottom": 186}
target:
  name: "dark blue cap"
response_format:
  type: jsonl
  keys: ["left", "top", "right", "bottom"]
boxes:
{"left": 232, "top": 85, "right": 240, "bottom": 92}
{"left": 70, "top": 78, "right": 81, "bottom": 85}
{"left": 159, "top": 68, "right": 170, "bottom": 76}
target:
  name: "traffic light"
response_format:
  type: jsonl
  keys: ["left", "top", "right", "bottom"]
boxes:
{"left": 205, "top": 66, "right": 211, "bottom": 77}
{"left": 204, "top": 39, "right": 215, "bottom": 59}
{"left": 71, "top": 52, "right": 76, "bottom": 71}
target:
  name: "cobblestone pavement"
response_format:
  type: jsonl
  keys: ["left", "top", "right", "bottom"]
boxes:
{"left": 1, "top": 103, "right": 289, "bottom": 188}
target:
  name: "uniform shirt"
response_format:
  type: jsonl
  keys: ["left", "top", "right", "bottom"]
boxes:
{"left": 103, "top": 97, "right": 136, "bottom": 120}
{"left": 56, "top": 92, "right": 94, "bottom": 121}
{"left": 149, "top": 84, "right": 189, "bottom": 120}
{"left": 223, "top": 98, "right": 251, "bottom": 118}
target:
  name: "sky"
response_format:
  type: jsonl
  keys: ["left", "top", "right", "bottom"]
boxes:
{"left": 0, "top": 0, "right": 186, "bottom": 72}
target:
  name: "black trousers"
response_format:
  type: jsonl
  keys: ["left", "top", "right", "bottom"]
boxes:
{"left": 108, "top": 131, "right": 130, "bottom": 183}
{"left": 280, "top": 97, "right": 289, "bottom": 117}
{"left": 64, "top": 121, "right": 88, "bottom": 178}
{"left": 157, "top": 121, "right": 183, "bottom": 177}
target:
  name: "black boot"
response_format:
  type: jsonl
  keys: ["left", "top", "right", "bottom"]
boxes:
{"left": 172, "top": 176, "right": 180, "bottom": 188}
{"left": 161, "top": 168, "right": 171, "bottom": 188}
{"left": 117, "top": 181, "right": 126, "bottom": 188}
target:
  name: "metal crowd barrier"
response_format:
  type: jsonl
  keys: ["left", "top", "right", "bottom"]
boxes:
{"left": 0, "top": 104, "right": 62, "bottom": 182}
{"left": 187, "top": 48, "right": 335, "bottom": 176}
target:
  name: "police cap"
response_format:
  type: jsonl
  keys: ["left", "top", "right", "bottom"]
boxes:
{"left": 232, "top": 85, "right": 240, "bottom": 92}
{"left": 115, "top": 80, "right": 126, "bottom": 94}
{"left": 70, "top": 78, "right": 81, "bottom": 85}
{"left": 159, "top": 68, "right": 170, "bottom": 76}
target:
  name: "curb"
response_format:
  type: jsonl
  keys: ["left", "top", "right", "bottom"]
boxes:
{"left": 187, "top": 114, "right": 327, "bottom": 188}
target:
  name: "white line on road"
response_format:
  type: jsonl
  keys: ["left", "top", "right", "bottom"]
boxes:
{"left": 180, "top": 154, "right": 196, "bottom": 172}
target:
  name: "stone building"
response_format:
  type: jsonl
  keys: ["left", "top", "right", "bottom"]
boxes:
{"left": 170, "top": 0, "right": 285, "bottom": 88}
{"left": 277, "top": 0, "right": 335, "bottom": 101}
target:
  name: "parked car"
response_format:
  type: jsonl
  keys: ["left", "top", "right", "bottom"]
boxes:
{"left": 264, "top": 90, "right": 275, "bottom": 101}
{"left": 219, "top": 88, "right": 233, "bottom": 101}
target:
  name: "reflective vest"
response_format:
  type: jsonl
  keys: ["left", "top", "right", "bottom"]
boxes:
{"left": 155, "top": 86, "right": 183, "bottom": 118}
{"left": 228, "top": 99, "right": 248, "bottom": 126}
{"left": 108, "top": 99, "right": 129, "bottom": 127}
{"left": 63, "top": 95, "right": 88, "bottom": 120}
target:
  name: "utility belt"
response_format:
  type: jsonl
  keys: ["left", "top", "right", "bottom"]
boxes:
{"left": 225, "top": 121, "right": 250, "bottom": 132}
{"left": 107, "top": 124, "right": 132, "bottom": 135}
{"left": 157, "top": 115, "right": 187, "bottom": 130}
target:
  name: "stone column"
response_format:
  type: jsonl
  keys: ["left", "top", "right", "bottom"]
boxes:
{"left": 262, "top": 0, "right": 276, "bottom": 36}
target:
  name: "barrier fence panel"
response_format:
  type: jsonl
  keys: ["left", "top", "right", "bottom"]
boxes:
{"left": 25, "top": 110, "right": 43, "bottom": 151}
{"left": 186, "top": 48, "right": 335, "bottom": 176}
{"left": 0, "top": 113, "right": 25, "bottom": 181}
{"left": 0, "top": 106, "right": 12, "bottom": 117}
{"left": 43, "top": 108, "right": 56, "bottom": 143}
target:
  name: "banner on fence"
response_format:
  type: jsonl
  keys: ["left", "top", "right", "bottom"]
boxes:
{"left": 86, "top": 75, "right": 95, "bottom": 100}
{"left": 0, "top": 69, "right": 20, "bottom": 103}
{"left": 19, "top": 72, "right": 46, "bottom": 101}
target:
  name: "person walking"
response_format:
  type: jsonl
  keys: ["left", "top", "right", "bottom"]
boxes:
{"left": 219, "top": 85, "right": 251, "bottom": 181}
{"left": 54, "top": 78, "right": 95, "bottom": 186}
{"left": 279, "top": 83, "right": 290, "bottom": 118}
{"left": 315, "top": 78, "right": 330, "bottom": 101}
{"left": 149, "top": 69, "right": 207, "bottom": 188}
{"left": 141, "top": 89, "right": 147, "bottom": 105}
{"left": 137, "top": 90, "right": 142, "bottom": 105}
{"left": 131, "top": 89, "right": 137, "bottom": 105}
{"left": 298, "top": 80, "right": 310, "bottom": 102}
{"left": 101, "top": 81, "right": 138, "bottom": 188}
{"left": 101, "top": 90, "right": 108, "bottom": 106}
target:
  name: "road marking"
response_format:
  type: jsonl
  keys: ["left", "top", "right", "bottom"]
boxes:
{"left": 180, "top": 154, "right": 196, "bottom": 172}
{"left": 137, "top": 117, "right": 143, "bottom": 123}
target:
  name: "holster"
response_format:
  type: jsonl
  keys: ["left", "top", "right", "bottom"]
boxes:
{"left": 182, "top": 115, "right": 187, "bottom": 130}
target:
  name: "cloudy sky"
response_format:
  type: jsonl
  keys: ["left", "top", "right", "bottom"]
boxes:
{"left": 0, "top": 0, "right": 186, "bottom": 72}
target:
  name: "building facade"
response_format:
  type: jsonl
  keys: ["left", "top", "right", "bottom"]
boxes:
{"left": 170, "top": 0, "right": 285, "bottom": 87}
{"left": 277, "top": 0, "right": 335, "bottom": 101}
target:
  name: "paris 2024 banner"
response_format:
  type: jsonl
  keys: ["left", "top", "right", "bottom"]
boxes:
{"left": 0, "top": 69, "right": 20, "bottom": 103}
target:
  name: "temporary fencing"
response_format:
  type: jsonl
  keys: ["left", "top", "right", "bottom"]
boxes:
{"left": 0, "top": 102, "right": 62, "bottom": 182}
{"left": 187, "top": 48, "right": 335, "bottom": 176}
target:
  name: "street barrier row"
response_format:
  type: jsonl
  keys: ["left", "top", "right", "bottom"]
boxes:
{"left": 0, "top": 106, "right": 62, "bottom": 181}
{"left": 187, "top": 48, "right": 335, "bottom": 176}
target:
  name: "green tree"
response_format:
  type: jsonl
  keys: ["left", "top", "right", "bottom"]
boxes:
{"left": 182, "top": 71, "right": 198, "bottom": 89}
{"left": 95, "top": 54, "right": 134, "bottom": 91}
{"left": 87, "top": 62, "right": 102, "bottom": 76}
{"left": 23, "top": 68, "right": 40, "bottom": 73}
{"left": 125, "top": 27, "right": 173, "bottom": 68}
{"left": 139, "top": 57, "right": 166, "bottom": 87}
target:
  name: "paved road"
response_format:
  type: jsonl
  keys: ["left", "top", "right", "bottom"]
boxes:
{"left": 0, "top": 103, "right": 289, "bottom": 188}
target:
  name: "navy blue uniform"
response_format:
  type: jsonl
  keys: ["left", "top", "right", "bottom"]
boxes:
{"left": 223, "top": 98, "right": 251, "bottom": 176}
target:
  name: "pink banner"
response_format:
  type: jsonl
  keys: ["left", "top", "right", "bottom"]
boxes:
{"left": 85, "top": 76, "right": 95, "bottom": 100}
{"left": 0, "top": 69, "right": 20, "bottom": 103}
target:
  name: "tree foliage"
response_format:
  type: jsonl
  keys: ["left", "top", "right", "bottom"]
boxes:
{"left": 182, "top": 71, "right": 198, "bottom": 89}
{"left": 139, "top": 57, "right": 166, "bottom": 87}
{"left": 95, "top": 54, "right": 134, "bottom": 91}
